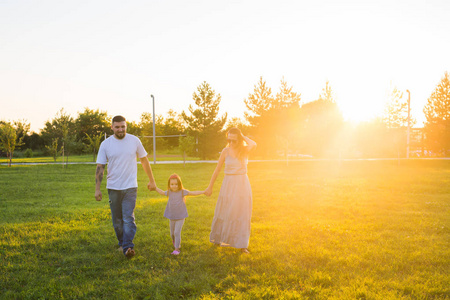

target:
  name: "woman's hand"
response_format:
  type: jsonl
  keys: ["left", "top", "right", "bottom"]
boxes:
{"left": 205, "top": 187, "right": 213, "bottom": 197}
{"left": 242, "top": 135, "right": 257, "bottom": 151}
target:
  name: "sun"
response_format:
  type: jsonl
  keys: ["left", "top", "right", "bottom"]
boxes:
{"left": 338, "top": 97, "right": 385, "bottom": 124}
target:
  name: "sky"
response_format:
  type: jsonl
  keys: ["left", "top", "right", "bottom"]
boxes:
{"left": 1, "top": 0, "right": 450, "bottom": 132}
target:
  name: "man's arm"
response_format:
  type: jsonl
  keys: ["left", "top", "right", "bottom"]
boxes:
{"left": 95, "top": 164, "right": 105, "bottom": 201}
{"left": 140, "top": 157, "right": 156, "bottom": 191}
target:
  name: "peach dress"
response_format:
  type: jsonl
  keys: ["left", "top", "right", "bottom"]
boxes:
{"left": 210, "top": 153, "right": 252, "bottom": 248}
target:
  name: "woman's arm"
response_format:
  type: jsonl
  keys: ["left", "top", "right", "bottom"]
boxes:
{"left": 243, "top": 135, "right": 257, "bottom": 152}
{"left": 154, "top": 186, "right": 166, "bottom": 196}
{"left": 204, "top": 148, "right": 227, "bottom": 196}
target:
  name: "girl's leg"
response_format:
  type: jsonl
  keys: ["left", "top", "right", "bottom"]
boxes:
{"left": 169, "top": 220, "right": 176, "bottom": 246}
{"left": 173, "top": 219, "right": 185, "bottom": 250}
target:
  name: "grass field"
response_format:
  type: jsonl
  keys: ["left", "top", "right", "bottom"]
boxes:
{"left": 0, "top": 153, "right": 202, "bottom": 164}
{"left": 0, "top": 160, "right": 449, "bottom": 299}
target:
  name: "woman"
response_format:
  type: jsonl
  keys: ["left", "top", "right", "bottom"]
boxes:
{"left": 205, "top": 128, "right": 257, "bottom": 253}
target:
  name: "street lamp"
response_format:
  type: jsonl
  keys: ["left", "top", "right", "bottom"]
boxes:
{"left": 151, "top": 95, "right": 156, "bottom": 164}
{"left": 406, "top": 90, "right": 411, "bottom": 159}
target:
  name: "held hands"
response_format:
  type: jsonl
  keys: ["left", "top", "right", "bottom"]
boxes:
{"left": 204, "top": 187, "right": 213, "bottom": 197}
{"left": 147, "top": 180, "right": 156, "bottom": 191}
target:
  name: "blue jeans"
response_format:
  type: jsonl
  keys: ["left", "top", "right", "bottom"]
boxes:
{"left": 108, "top": 188, "right": 137, "bottom": 253}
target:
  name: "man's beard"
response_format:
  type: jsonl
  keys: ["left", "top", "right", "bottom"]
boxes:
{"left": 115, "top": 132, "right": 126, "bottom": 139}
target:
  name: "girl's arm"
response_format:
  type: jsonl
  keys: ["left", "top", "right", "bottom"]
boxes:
{"left": 204, "top": 148, "right": 227, "bottom": 196}
{"left": 243, "top": 135, "right": 257, "bottom": 152}
{"left": 154, "top": 186, "right": 166, "bottom": 196}
{"left": 186, "top": 190, "right": 205, "bottom": 196}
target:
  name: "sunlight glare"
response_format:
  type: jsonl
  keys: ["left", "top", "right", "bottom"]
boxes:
{"left": 338, "top": 93, "right": 386, "bottom": 124}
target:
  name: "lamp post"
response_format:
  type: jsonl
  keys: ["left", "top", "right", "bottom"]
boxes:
{"left": 151, "top": 94, "right": 156, "bottom": 164}
{"left": 406, "top": 90, "right": 411, "bottom": 159}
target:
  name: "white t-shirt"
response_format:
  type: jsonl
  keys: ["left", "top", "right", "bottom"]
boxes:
{"left": 96, "top": 134, "right": 148, "bottom": 190}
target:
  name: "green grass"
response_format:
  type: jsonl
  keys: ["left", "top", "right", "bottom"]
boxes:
{"left": 0, "top": 153, "right": 202, "bottom": 164}
{"left": 0, "top": 160, "right": 449, "bottom": 299}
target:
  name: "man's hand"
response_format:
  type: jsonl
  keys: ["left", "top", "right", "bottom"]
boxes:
{"left": 95, "top": 190, "right": 102, "bottom": 201}
{"left": 147, "top": 181, "right": 156, "bottom": 191}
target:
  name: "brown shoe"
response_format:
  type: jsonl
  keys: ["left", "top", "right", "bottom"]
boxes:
{"left": 125, "top": 248, "right": 135, "bottom": 259}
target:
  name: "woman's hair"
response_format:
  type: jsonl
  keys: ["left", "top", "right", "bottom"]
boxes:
{"left": 167, "top": 173, "right": 183, "bottom": 193}
{"left": 227, "top": 127, "right": 246, "bottom": 161}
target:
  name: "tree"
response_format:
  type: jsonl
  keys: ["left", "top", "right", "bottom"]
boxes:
{"left": 383, "top": 86, "right": 416, "bottom": 129}
{"left": 318, "top": 80, "right": 334, "bottom": 103}
{"left": 182, "top": 81, "right": 227, "bottom": 159}
{"left": 23, "top": 132, "right": 45, "bottom": 151}
{"left": 225, "top": 117, "right": 250, "bottom": 132}
{"left": 382, "top": 85, "right": 416, "bottom": 158}
{"left": 45, "top": 138, "right": 61, "bottom": 162}
{"left": 139, "top": 112, "right": 165, "bottom": 152}
{"left": 85, "top": 133, "right": 103, "bottom": 162}
{"left": 244, "top": 76, "right": 273, "bottom": 126}
{"left": 274, "top": 77, "right": 301, "bottom": 109}
{"left": 0, "top": 121, "right": 24, "bottom": 167}
{"left": 12, "top": 120, "right": 30, "bottom": 146}
{"left": 178, "top": 135, "right": 195, "bottom": 167}
{"left": 75, "top": 108, "right": 111, "bottom": 146}
{"left": 298, "top": 82, "right": 343, "bottom": 157}
{"left": 41, "top": 109, "right": 73, "bottom": 144}
{"left": 161, "top": 109, "right": 185, "bottom": 149}
{"left": 126, "top": 120, "right": 142, "bottom": 137}
{"left": 244, "top": 77, "right": 301, "bottom": 157}
{"left": 41, "top": 108, "right": 83, "bottom": 160}
{"left": 423, "top": 72, "right": 450, "bottom": 156}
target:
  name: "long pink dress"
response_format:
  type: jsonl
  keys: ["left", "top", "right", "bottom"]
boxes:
{"left": 209, "top": 153, "right": 252, "bottom": 248}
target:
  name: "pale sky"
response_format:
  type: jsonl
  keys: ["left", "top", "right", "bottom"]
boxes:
{"left": 1, "top": 0, "right": 449, "bottom": 132}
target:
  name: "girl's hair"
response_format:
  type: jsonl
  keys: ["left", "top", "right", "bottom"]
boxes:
{"left": 167, "top": 173, "right": 183, "bottom": 194}
{"left": 227, "top": 127, "right": 246, "bottom": 161}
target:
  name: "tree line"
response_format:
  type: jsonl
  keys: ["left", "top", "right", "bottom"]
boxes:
{"left": 1, "top": 72, "right": 449, "bottom": 166}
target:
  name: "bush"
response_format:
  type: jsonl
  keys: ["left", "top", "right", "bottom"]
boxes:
{"left": 12, "top": 151, "right": 24, "bottom": 158}
{"left": 24, "top": 148, "right": 34, "bottom": 158}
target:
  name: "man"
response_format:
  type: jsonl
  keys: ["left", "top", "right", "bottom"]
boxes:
{"left": 95, "top": 115, "right": 156, "bottom": 258}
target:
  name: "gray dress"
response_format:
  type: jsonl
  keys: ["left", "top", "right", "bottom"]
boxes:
{"left": 164, "top": 189, "right": 189, "bottom": 220}
{"left": 210, "top": 153, "right": 253, "bottom": 248}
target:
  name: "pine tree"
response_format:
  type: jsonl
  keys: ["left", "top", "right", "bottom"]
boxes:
{"left": 274, "top": 77, "right": 301, "bottom": 109}
{"left": 423, "top": 72, "right": 450, "bottom": 156}
{"left": 298, "top": 81, "right": 343, "bottom": 157}
{"left": 244, "top": 76, "right": 273, "bottom": 126}
{"left": 182, "top": 81, "right": 227, "bottom": 159}
{"left": 318, "top": 80, "right": 334, "bottom": 103}
{"left": 244, "top": 77, "right": 301, "bottom": 157}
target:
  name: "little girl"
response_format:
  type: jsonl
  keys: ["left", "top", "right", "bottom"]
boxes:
{"left": 155, "top": 174, "right": 205, "bottom": 255}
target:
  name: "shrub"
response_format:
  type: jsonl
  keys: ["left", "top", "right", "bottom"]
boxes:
{"left": 24, "top": 148, "right": 34, "bottom": 158}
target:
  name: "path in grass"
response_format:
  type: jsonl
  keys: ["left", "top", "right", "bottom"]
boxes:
{"left": 0, "top": 160, "right": 449, "bottom": 299}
